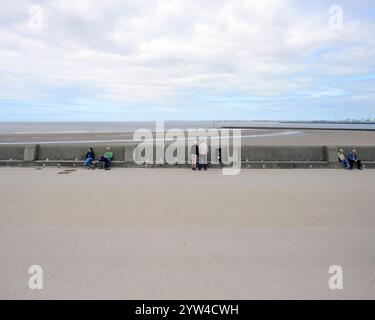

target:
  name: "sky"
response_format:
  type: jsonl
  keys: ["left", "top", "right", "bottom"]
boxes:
{"left": 0, "top": 0, "right": 375, "bottom": 121}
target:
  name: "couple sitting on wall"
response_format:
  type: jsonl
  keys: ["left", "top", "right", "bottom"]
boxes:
{"left": 84, "top": 146, "right": 113, "bottom": 170}
{"left": 338, "top": 149, "right": 362, "bottom": 170}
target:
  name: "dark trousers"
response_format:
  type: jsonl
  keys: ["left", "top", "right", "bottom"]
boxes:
{"left": 348, "top": 159, "right": 362, "bottom": 169}
{"left": 198, "top": 164, "right": 207, "bottom": 170}
{"left": 99, "top": 156, "right": 111, "bottom": 169}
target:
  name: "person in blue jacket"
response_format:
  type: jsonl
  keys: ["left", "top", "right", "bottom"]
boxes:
{"left": 347, "top": 149, "right": 362, "bottom": 170}
{"left": 84, "top": 147, "right": 95, "bottom": 169}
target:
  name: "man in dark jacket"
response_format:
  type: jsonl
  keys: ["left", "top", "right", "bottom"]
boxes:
{"left": 347, "top": 149, "right": 362, "bottom": 170}
{"left": 84, "top": 147, "right": 95, "bottom": 169}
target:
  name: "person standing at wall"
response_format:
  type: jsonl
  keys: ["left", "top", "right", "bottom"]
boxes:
{"left": 198, "top": 140, "right": 208, "bottom": 171}
{"left": 191, "top": 141, "right": 198, "bottom": 170}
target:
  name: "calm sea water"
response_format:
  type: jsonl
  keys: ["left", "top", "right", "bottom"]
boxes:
{"left": 0, "top": 121, "right": 374, "bottom": 133}
{"left": 0, "top": 121, "right": 222, "bottom": 133}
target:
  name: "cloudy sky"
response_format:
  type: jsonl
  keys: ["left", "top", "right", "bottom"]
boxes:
{"left": 1, "top": 0, "right": 375, "bottom": 121}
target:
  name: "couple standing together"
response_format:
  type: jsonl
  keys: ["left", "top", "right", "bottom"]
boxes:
{"left": 191, "top": 140, "right": 208, "bottom": 171}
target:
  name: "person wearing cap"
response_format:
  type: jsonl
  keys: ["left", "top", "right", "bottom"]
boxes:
{"left": 347, "top": 149, "right": 362, "bottom": 170}
{"left": 338, "top": 149, "right": 350, "bottom": 169}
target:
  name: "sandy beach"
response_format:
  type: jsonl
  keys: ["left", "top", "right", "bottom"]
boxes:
{"left": 0, "top": 167, "right": 374, "bottom": 299}
{"left": 1, "top": 129, "right": 375, "bottom": 146}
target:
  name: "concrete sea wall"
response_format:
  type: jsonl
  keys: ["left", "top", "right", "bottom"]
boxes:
{"left": 1, "top": 143, "right": 375, "bottom": 168}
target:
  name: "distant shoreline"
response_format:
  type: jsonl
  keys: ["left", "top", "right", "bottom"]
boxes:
{"left": 222, "top": 126, "right": 375, "bottom": 131}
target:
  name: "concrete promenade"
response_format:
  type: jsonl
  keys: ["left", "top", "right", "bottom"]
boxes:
{"left": 0, "top": 168, "right": 374, "bottom": 299}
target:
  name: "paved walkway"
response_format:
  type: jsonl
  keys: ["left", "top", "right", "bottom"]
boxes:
{"left": 0, "top": 168, "right": 374, "bottom": 299}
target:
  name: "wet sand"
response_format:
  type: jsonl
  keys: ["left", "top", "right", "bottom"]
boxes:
{"left": 1, "top": 129, "right": 375, "bottom": 145}
{"left": 0, "top": 168, "right": 374, "bottom": 299}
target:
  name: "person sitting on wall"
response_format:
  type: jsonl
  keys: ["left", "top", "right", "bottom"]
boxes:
{"left": 99, "top": 146, "right": 114, "bottom": 170}
{"left": 84, "top": 147, "right": 95, "bottom": 169}
{"left": 338, "top": 149, "right": 350, "bottom": 169}
{"left": 347, "top": 149, "right": 362, "bottom": 170}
